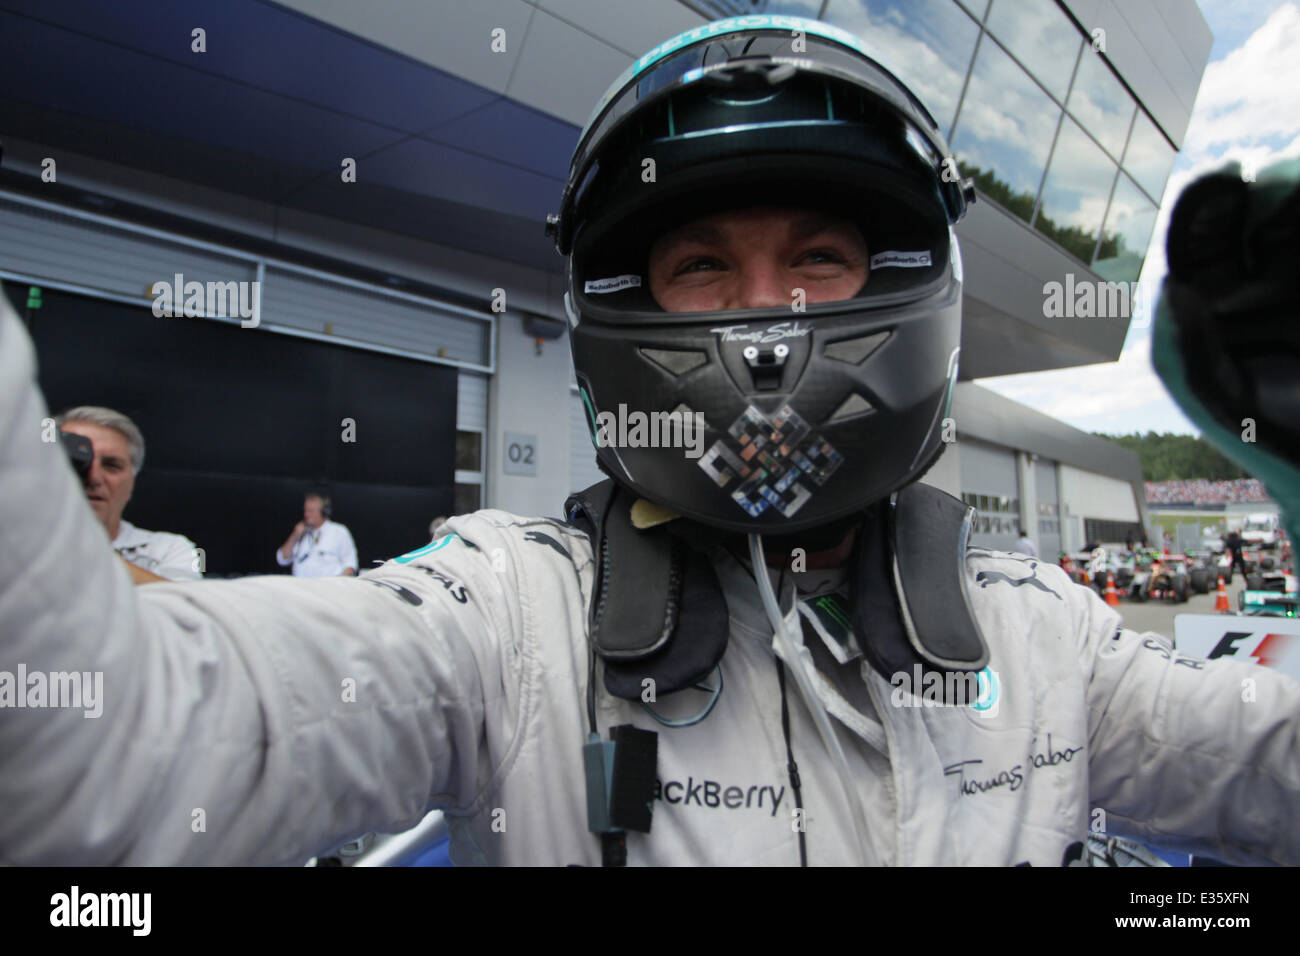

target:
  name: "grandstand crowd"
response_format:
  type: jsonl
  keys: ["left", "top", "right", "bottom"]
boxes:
{"left": 1144, "top": 478, "right": 1271, "bottom": 505}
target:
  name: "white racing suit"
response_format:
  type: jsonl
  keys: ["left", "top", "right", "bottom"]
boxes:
{"left": 2, "top": 295, "right": 1298, "bottom": 866}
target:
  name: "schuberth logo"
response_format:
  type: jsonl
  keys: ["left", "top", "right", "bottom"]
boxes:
{"left": 869, "top": 250, "right": 932, "bottom": 269}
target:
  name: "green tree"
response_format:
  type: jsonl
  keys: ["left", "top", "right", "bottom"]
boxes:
{"left": 958, "top": 160, "right": 1125, "bottom": 266}
{"left": 1093, "top": 431, "right": 1251, "bottom": 482}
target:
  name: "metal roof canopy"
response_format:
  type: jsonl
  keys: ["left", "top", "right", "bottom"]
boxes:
{"left": 0, "top": 0, "right": 1148, "bottom": 377}
{"left": 0, "top": 0, "right": 575, "bottom": 271}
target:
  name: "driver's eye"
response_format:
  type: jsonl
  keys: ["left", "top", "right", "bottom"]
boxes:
{"left": 674, "top": 256, "right": 724, "bottom": 276}
{"left": 799, "top": 249, "right": 848, "bottom": 265}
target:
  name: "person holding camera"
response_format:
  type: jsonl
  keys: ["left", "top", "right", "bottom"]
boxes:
{"left": 57, "top": 406, "right": 202, "bottom": 584}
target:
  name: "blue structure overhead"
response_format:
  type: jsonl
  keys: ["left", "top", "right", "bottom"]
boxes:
{"left": 0, "top": 0, "right": 578, "bottom": 270}
{"left": 0, "top": 0, "right": 1214, "bottom": 380}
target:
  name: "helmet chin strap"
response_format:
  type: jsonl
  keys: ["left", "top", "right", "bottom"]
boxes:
{"left": 656, "top": 506, "right": 866, "bottom": 558}
{"left": 756, "top": 515, "right": 863, "bottom": 563}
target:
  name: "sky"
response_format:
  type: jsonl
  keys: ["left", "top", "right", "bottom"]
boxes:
{"left": 973, "top": 0, "right": 1300, "bottom": 437}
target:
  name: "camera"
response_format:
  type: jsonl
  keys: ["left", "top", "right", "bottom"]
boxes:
{"left": 60, "top": 430, "right": 93, "bottom": 481}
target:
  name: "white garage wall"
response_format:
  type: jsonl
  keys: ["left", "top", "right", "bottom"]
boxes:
{"left": 1060, "top": 464, "right": 1139, "bottom": 521}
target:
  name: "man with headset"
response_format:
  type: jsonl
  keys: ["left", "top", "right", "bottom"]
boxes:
{"left": 276, "top": 492, "right": 357, "bottom": 577}
{"left": 1, "top": 16, "right": 1298, "bottom": 867}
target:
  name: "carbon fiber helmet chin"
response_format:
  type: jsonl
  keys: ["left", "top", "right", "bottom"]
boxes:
{"left": 548, "top": 15, "right": 974, "bottom": 535}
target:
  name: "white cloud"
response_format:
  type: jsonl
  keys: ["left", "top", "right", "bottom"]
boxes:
{"left": 1180, "top": 4, "right": 1300, "bottom": 158}
{"left": 975, "top": 335, "right": 1197, "bottom": 435}
{"left": 1058, "top": 187, "right": 1110, "bottom": 232}
{"left": 1194, "top": 0, "right": 1295, "bottom": 68}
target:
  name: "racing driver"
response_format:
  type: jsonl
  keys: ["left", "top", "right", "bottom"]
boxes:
{"left": 1, "top": 16, "right": 1297, "bottom": 867}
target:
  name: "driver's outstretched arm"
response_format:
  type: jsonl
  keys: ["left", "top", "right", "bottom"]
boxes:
{"left": 0, "top": 293, "right": 497, "bottom": 865}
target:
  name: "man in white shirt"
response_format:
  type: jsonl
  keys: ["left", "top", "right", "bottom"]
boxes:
{"left": 1015, "top": 531, "right": 1039, "bottom": 558}
{"left": 277, "top": 493, "right": 357, "bottom": 577}
{"left": 57, "top": 406, "right": 202, "bottom": 583}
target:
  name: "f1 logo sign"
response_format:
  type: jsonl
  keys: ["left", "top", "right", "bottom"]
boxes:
{"left": 1208, "top": 632, "right": 1251, "bottom": 660}
{"left": 1208, "top": 631, "right": 1296, "bottom": 668}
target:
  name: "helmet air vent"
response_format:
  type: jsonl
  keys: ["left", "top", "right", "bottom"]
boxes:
{"left": 828, "top": 392, "right": 876, "bottom": 422}
{"left": 639, "top": 347, "right": 709, "bottom": 376}
{"left": 823, "top": 330, "right": 890, "bottom": 365}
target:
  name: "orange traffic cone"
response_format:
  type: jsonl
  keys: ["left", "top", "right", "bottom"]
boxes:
{"left": 1105, "top": 572, "right": 1120, "bottom": 607}
{"left": 1214, "top": 575, "right": 1230, "bottom": 612}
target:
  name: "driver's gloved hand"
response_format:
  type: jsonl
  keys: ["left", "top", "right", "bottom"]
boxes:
{"left": 1153, "top": 158, "right": 1300, "bottom": 546}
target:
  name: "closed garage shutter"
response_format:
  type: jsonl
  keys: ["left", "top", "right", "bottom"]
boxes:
{"left": 1060, "top": 466, "right": 1139, "bottom": 522}
{"left": 0, "top": 192, "right": 493, "bottom": 370}
{"left": 0, "top": 193, "right": 254, "bottom": 305}
{"left": 1035, "top": 458, "right": 1061, "bottom": 557}
{"left": 959, "top": 439, "right": 1021, "bottom": 551}
{"left": 458, "top": 371, "right": 488, "bottom": 432}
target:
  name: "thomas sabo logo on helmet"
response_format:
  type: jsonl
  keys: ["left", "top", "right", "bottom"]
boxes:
{"left": 710, "top": 321, "right": 811, "bottom": 344}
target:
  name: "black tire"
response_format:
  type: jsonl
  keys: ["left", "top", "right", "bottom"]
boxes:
{"left": 1246, "top": 573, "right": 1264, "bottom": 591}
{"left": 1189, "top": 568, "right": 1209, "bottom": 594}
{"left": 1173, "top": 575, "right": 1188, "bottom": 603}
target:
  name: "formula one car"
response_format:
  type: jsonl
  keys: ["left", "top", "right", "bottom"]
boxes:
{"left": 1184, "top": 548, "right": 1233, "bottom": 593}
{"left": 1238, "top": 571, "right": 1299, "bottom": 617}
{"left": 1139, "top": 553, "right": 1191, "bottom": 603}
{"left": 1185, "top": 548, "right": 1222, "bottom": 595}
{"left": 1060, "top": 550, "right": 1102, "bottom": 589}
{"left": 1115, "top": 550, "right": 1188, "bottom": 603}
{"left": 1064, "top": 548, "right": 1126, "bottom": 599}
